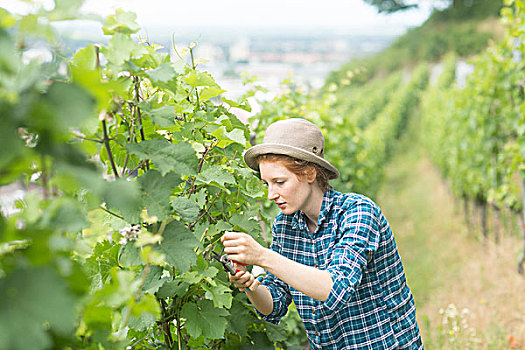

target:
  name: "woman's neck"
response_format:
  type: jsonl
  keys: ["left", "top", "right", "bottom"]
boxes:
{"left": 302, "top": 185, "right": 325, "bottom": 233}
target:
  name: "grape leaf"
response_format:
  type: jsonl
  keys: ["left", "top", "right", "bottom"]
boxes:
{"left": 0, "top": 268, "right": 77, "bottom": 350}
{"left": 202, "top": 283, "right": 232, "bottom": 309}
{"left": 140, "top": 104, "right": 176, "bottom": 127}
{"left": 127, "top": 139, "right": 198, "bottom": 176}
{"left": 103, "top": 178, "right": 142, "bottom": 223}
{"left": 196, "top": 165, "right": 236, "bottom": 191}
{"left": 200, "top": 87, "right": 226, "bottom": 101}
{"left": 138, "top": 170, "right": 181, "bottom": 220}
{"left": 103, "top": 9, "right": 140, "bottom": 35}
{"left": 141, "top": 265, "right": 167, "bottom": 294}
{"left": 181, "top": 300, "right": 228, "bottom": 340}
{"left": 156, "top": 280, "right": 189, "bottom": 299}
{"left": 158, "top": 221, "right": 200, "bottom": 273}
{"left": 171, "top": 197, "right": 200, "bottom": 222}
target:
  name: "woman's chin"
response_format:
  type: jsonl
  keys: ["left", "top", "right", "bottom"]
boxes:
{"left": 280, "top": 207, "right": 296, "bottom": 215}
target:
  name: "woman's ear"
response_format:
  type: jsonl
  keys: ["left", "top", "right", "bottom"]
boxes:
{"left": 306, "top": 166, "right": 317, "bottom": 184}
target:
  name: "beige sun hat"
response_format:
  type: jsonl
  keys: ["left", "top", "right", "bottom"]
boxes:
{"left": 244, "top": 118, "right": 339, "bottom": 179}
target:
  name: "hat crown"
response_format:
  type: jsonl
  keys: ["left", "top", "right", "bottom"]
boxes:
{"left": 263, "top": 118, "right": 325, "bottom": 157}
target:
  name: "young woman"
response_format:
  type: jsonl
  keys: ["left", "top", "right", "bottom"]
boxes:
{"left": 221, "top": 118, "right": 423, "bottom": 349}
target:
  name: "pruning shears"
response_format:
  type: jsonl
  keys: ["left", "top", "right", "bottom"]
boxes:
{"left": 209, "top": 251, "right": 264, "bottom": 291}
{"left": 210, "top": 251, "right": 238, "bottom": 275}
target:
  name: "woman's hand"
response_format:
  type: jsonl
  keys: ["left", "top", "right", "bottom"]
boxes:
{"left": 221, "top": 231, "right": 267, "bottom": 266}
{"left": 228, "top": 263, "right": 261, "bottom": 292}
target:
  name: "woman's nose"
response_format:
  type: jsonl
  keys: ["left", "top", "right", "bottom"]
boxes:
{"left": 267, "top": 186, "right": 279, "bottom": 201}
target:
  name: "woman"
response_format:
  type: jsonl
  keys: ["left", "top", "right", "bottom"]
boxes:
{"left": 221, "top": 118, "right": 423, "bottom": 349}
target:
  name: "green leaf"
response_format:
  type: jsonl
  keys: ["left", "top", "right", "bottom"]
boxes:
{"left": 138, "top": 170, "right": 181, "bottom": 220}
{"left": 38, "top": 197, "right": 88, "bottom": 233}
{"left": 243, "top": 332, "right": 274, "bottom": 349}
{"left": 266, "top": 322, "right": 288, "bottom": 342}
{"left": 229, "top": 215, "right": 261, "bottom": 234}
{"left": 128, "top": 310, "right": 157, "bottom": 332}
{"left": 211, "top": 126, "right": 248, "bottom": 147}
{"left": 146, "top": 63, "right": 179, "bottom": 92}
{"left": 183, "top": 71, "right": 219, "bottom": 88}
{"left": 196, "top": 165, "right": 236, "bottom": 191}
{"left": 41, "top": 82, "right": 96, "bottom": 133}
{"left": 202, "top": 283, "right": 232, "bottom": 309}
{"left": 83, "top": 304, "right": 112, "bottom": 330}
{"left": 181, "top": 300, "right": 228, "bottom": 340}
{"left": 156, "top": 280, "right": 189, "bottom": 299}
{"left": 141, "top": 105, "right": 176, "bottom": 127}
{"left": 141, "top": 265, "right": 167, "bottom": 294}
{"left": 94, "top": 269, "right": 140, "bottom": 307}
{"left": 158, "top": 221, "right": 201, "bottom": 273}
{"left": 226, "top": 299, "right": 257, "bottom": 337}
{"left": 46, "top": 0, "right": 84, "bottom": 21}
{"left": 70, "top": 64, "right": 128, "bottom": 112}
{"left": 0, "top": 8, "right": 17, "bottom": 28}
{"left": 0, "top": 268, "right": 77, "bottom": 350}
{"left": 221, "top": 97, "right": 252, "bottom": 112}
{"left": 103, "top": 178, "right": 142, "bottom": 223}
{"left": 243, "top": 177, "right": 265, "bottom": 198}
{"left": 127, "top": 139, "right": 198, "bottom": 176}
{"left": 18, "top": 14, "right": 54, "bottom": 41}
{"left": 84, "top": 240, "right": 120, "bottom": 281}
{"left": 101, "top": 33, "right": 147, "bottom": 66}
{"left": 171, "top": 197, "right": 200, "bottom": 222}
{"left": 119, "top": 242, "right": 142, "bottom": 267}
{"left": 103, "top": 9, "right": 140, "bottom": 35}
{"left": 200, "top": 87, "right": 226, "bottom": 101}
{"left": 72, "top": 44, "right": 98, "bottom": 71}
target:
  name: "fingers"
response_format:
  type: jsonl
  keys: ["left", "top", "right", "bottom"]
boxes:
{"left": 229, "top": 270, "right": 255, "bottom": 292}
{"left": 246, "top": 275, "right": 263, "bottom": 292}
{"left": 233, "top": 262, "right": 247, "bottom": 272}
{"left": 221, "top": 231, "right": 245, "bottom": 244}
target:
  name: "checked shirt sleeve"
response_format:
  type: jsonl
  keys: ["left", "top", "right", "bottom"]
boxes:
{"left": 254, "top": 236, "right": 292, "bottom": 324}
{"left": 323, "top": 200, "right": 380, "bottom": 312}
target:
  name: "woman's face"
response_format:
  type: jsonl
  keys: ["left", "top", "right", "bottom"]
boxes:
{"left": 259, "top": 160, "right": 315, "bottom": 215}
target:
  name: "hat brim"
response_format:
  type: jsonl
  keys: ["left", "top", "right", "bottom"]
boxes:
{"left": 244, "top": 143, "right": 339, "bottom": 180}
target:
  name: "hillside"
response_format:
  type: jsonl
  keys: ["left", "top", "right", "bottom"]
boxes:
{"left": 325, "top": 0, "right": 504, "bottom": 86}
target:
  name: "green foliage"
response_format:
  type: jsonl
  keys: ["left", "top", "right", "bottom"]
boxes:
{"left": 0, "top": 2, "right": 299, "bottom": 349}
{"left": 420, "top": 0, "right": 525, "bottom": 212}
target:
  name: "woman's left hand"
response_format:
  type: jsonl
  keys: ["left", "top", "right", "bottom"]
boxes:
{"left": 221, "top": 231, "right": 266, "bottom": 266}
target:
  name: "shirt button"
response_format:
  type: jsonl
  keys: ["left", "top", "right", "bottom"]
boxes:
{"left": 315, "top": 331, "right": 320, "bottom": 336}
{"left": 312, "top": 308, "right": 316, "bottom": 314}
{"left": 314, "top": 263, "right": 318, "bottom": 268}
{"left": 310, "top": 239, "right": 314, "bottom": 244}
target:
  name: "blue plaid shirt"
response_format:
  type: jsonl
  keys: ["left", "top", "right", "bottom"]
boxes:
{"left": 257, "top": 189, "right": 423, "bottom": 349}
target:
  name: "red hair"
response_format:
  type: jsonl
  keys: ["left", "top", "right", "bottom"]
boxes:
{"left": 257, "top": 154, "right": 331, "bottom": 192}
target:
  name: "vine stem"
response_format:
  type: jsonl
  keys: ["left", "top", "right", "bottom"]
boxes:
{"left": 100, "top": 206, "right": 124, "bottom": 220}
{"left": 134, "top": 77, "right": 147, "bottom": 142}
{"left": 177, "top": 306, "right": 182, "bottom": 350}
{"left": 102, "top": 120, "right": 119, "bottom": 178}
{"left": 41, "top": 155, "right": 49, "bottom": 200}
{"left": 189, "top": 189, "right": 223, "bottom": 230}
{"left": 190, "top": 47, "right": 200, "bottom": 108}
{"left": 188, "top": 141, "right": 218, "bottom": 199}
{"left": 159, "top": 298, "right": 173, "bottom": 347}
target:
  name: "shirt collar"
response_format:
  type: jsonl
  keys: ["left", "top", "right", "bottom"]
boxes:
{"left": 291, "top": 188, "right": 336, "bottom": 232}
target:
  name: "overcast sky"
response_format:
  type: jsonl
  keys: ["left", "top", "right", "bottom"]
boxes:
{"left": 1, "top": 0, "right": 434, "bottom": 35}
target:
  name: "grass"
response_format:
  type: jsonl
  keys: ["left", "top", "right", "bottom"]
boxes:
{"left": 377, "top": 113, "right": 525, "bottom": 349}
